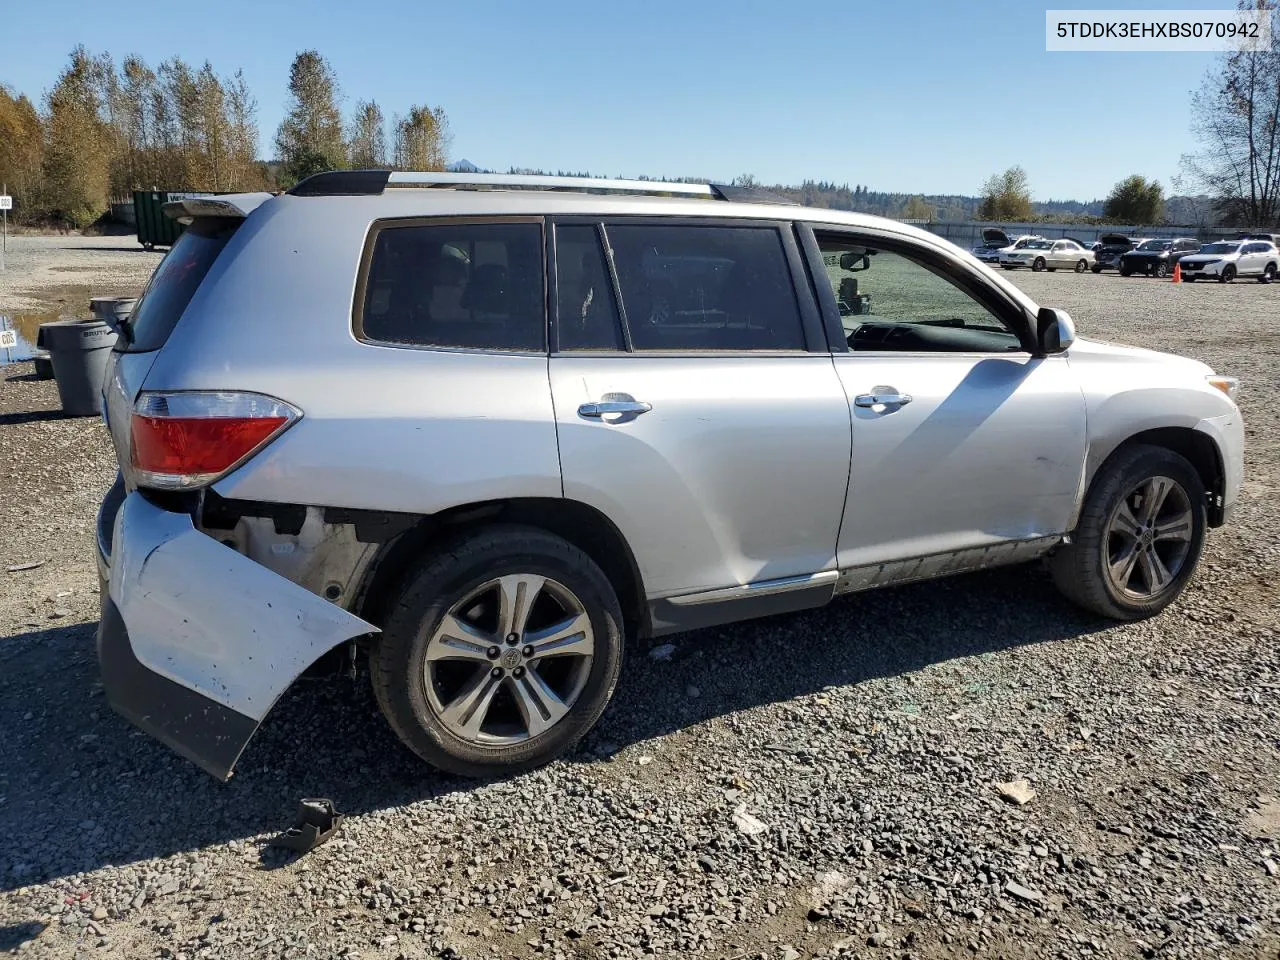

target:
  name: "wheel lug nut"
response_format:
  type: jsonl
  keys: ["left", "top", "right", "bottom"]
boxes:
{"left": 506, "top": 633, "right": 519, "bottom": 646}
{"left": 522, "top": 645, "right": 534, "bottom": 658}
{"left": 491, "top": 667, "right": 503, "bottom": 679}
{"left": 513, "top": 666, "right": 526, "bottom": 678}
{"left": 487, "top": 646, "right": 500, "bottom": 660}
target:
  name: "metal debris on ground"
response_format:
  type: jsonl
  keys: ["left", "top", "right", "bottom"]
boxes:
{"left": 269, "top": 798, "right": 345, "bottom": 854}
{"left": 994, "top": 779, "right": 1038, "bottom": 806}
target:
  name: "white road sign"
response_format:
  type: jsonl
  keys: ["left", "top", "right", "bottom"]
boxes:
{"left": 0, "top": 329, "right": 17, "bottom": 350}
{"left": 0, "top": 196, "right": 12, "bottom": 210}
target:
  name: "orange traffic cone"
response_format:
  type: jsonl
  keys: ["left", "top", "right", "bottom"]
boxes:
{"left": 1172, "top": 262, "right": 1182, "bottom": 283}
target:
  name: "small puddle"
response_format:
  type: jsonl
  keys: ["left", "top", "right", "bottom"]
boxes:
{"left": 1, "top": 311, "right": 69, "bottom": 363}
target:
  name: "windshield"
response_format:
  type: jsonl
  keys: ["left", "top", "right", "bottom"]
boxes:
{"left": 1024, "top": 240, "right": 1052, "bottom": 249}
{"left": 1137, "top": 240, "right": 1172, "bottom": 251}
{"left": 1200, "top": 242, "right": 1240, "bottom": 255}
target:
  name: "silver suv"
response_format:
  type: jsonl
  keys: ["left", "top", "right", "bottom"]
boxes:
{"left": 96, "top": 172, "right": 1244, "bottom": 780}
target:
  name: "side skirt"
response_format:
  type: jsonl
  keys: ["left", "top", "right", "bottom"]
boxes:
{"left": 646, "top": 536, "right": 1062, "bottom": 637}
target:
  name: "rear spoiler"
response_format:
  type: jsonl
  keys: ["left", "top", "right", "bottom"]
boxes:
{"left": 162, "top": 193, "right": 273, "bottom": 223}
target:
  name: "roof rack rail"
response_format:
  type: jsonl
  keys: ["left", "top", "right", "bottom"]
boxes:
{"left": 287, "top": 170, "right": 796, "bottom": 204}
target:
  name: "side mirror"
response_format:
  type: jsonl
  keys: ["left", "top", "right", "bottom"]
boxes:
{"left": 1037, "top": 307, "right": 1076, "bottom": 355}
{"left": 839, "top": 251, "right": 871, "bottom": 271}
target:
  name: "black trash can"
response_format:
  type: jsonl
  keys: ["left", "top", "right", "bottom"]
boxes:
{"left": 42, "top": 320, "right": 118, "bottom": 417}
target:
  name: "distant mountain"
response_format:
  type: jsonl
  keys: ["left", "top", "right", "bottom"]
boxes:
{"left": 447, "top": 159, "right": 480, "bottom": 173}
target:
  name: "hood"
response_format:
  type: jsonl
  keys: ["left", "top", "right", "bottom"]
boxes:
{"left": 981, "top": 227, "right": 1010, "bottom": 247}
{"left": 1069, "top": 336, "right": 1214, "bottom": 377}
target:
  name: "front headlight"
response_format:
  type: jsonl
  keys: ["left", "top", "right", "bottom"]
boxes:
{"left": 1207, "top": 375, "right": 1240, "bottom": 401}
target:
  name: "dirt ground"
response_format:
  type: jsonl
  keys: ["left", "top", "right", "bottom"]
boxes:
{"left": 0, "top": 237, "right": 1278, "bottom": 960}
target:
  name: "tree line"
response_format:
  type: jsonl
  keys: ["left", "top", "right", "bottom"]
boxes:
{"left": 0, "top": 47, "right": 450, "bottom": 227}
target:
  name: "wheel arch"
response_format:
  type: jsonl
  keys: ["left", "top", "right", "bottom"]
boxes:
{"left": 354, "top": 497, "right": 650, "bottom": 641}
{"left": 1088, "top": 427, "right": 1226, "bottom": 527}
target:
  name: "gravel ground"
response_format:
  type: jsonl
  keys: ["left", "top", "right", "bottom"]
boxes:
{"left": 0, "top": 234, "right": 162, "bottom": 324}
{"left": 1, "top": 251, "right": 1278, "bottom": 960}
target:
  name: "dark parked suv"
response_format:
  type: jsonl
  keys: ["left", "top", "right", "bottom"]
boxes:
{"left": 1119, "top": 238, "right": 1201, "bottom": 278}
{"left": 1092, "top": 233, "right": 1141, "bottom": 273}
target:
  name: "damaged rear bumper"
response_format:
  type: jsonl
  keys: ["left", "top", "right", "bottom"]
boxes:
{"left": 96, "top": 483, "right": 377, "bottom": 780}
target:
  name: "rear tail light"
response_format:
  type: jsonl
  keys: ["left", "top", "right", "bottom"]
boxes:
{"left": 130, "top": 391, "right": 301, "bottom": 489}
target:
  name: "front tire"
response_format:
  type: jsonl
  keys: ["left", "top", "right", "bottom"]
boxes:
{"left": 1261, "top": 263, "right": 1276, "bottom": 283}
{"left": 1091, "top": 265, "right": 1103, "bottom": 274}
{"left": 1032, "top": 257, "right": 1046, "bottom": 272}
{"left": 1155, "top": 262, "right": 1168, "bottom": 278}
{"left": 1120, "top": 265, "right": 1132, "bottom": 277}
{"left": 1219, "top": 265, "right": 1236, "bottom": 283}
{"left": 371, "top": 525, "right": 625, "bottom": 777}
{"left": 1051, "top": 445, "right": 1206, "bottom": 620}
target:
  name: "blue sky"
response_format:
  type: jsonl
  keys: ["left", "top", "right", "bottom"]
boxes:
{"left": 3, "top": 0, "right": 1227, "bottom": 201}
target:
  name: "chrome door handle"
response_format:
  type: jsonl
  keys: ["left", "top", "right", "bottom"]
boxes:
{"left": 854, "top": 392, "right": 913, "bottom": 408}
{"left": 578, "top": 400, "right": 653, "bottom": 418}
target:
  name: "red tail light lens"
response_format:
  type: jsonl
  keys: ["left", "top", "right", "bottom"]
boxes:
{"left": 130, "top": 391, "right": 301, "bottom": 489}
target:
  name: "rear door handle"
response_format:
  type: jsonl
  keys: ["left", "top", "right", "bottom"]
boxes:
{"left": 854, "top": 392, "right": 913, "bottom": 408}
{"left": 578, "top": 400, "right": 653, "bottom": 418}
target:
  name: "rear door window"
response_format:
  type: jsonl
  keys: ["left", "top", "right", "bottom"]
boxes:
{"left": 359, "top": 220, "right": 546, "bottom": 352}
{"left": 604, "top": 223, "right": 805, "bottom": 352}
{"left": 120, "top": 219, "right": 239, "bottom": 353}
{"left": 554, "top": 224, "right": 623, "bottom": 351}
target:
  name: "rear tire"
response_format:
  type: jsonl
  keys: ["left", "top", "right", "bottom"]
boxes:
{"left": 371, "top": 525, "right": 625, "bottom": 777}
{"left": 1051, "top": 445, "right": 1206, "bottom": 620}
{"left": 1091, "top": 265, "right": 1103, "bottom": 274}
{"left": 1075, "top": 259, "right": 1088, "bottom": 273}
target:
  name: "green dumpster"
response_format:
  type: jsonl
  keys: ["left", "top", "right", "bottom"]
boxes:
{"left": 133, "top": 190, "right": 223, "bottom": 250}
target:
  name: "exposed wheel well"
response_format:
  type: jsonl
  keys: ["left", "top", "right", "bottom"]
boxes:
{"left": 354, "top": 498, "right": 649, "bottom": 641}
{"left": 1102, "top": 428, "right": 1226, "bottom": 526}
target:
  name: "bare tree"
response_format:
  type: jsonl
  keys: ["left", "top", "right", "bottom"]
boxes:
{"left": 348, "top": 100, "right": 387, "bottom": 168}
{"left": 226, "top": 70, "right": 262, "bottom": 189}
{"left": 1183, "top": 0, "right": 1280, "bottom": 226}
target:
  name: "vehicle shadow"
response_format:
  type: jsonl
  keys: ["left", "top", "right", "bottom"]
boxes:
{"left": 0, "top": 563, "right": 1106, "bottom": 891}
{"left": 0, "top": 409, "right": 71, "bottom": 426}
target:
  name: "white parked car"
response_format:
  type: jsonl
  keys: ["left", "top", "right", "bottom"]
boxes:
{"left": 971, "top": 229, "right": 1042, "bottom": 264}
{"left": 1178, "top": 239, "right": 1279, "bottom": 283}
{"left": 1000, "top": 238, "right": 1095, "bottom": 273}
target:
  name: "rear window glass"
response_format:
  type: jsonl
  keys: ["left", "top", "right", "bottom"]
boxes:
{"left": 120, "top": 219, "right": 238, "bottom": 353}
{"left": 606, "top": 224, "right": 805, "bottom": 352}
{"left": 360, "top": 221, "right": 545, "bottom": 351}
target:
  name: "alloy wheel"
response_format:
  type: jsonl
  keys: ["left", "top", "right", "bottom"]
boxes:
{"left": 423, "top": 574, "right": 595, "bottom": 745}
{"left": 1104, "top": 476, "right": 1194, "bottom": 600}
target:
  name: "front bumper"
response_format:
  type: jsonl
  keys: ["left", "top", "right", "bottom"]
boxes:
{"left": 96, "top": 483, "right": 376, "bottom": 779}
{"left": 1180, "top": 261, "right": 1223, "bottom": 277}
{"left": 1120, "top": 257, "right": 1165, "bottom": 273}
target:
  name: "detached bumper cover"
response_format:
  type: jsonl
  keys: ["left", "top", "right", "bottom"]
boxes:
{"left": 97, "top": 491, "right": 377, "bottom": 779}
